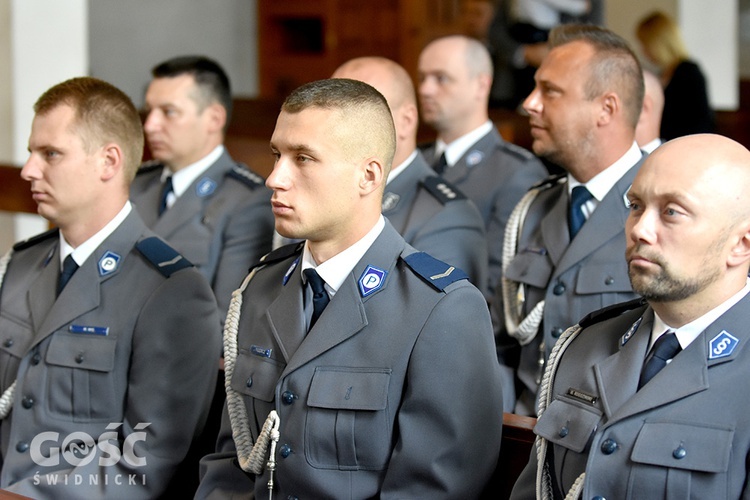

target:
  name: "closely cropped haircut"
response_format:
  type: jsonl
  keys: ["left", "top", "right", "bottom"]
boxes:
{"left": 463, "top": 36, "right": 494, "bottom": 79}
{"left": 282, "top": 78, "right": 396, "bottom": 173}
{"left": 636, "top": 11, "right": 690, "bottom": 70}
{"left": 152, "top": 55, "right": 233, "bottom": 129}
{"left": 550, "top": 24, "right": 645, "bottom": 129}
{"left": 34, "top": 77, "right": 144, "bottom": 181}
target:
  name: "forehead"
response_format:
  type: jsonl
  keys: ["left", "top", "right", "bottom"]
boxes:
{"left": 271, "top": 107, "right": 344, "bottom": 146}
{"left": 537, "top": 41, "right": 594, "bottom": 84}
{"left": 146, "top": 74, "right": 197, "bottom": 103}
{"left": 419, "top": 40, "right": 466, "bottom": 73}
{"left": 30, "top": 105, "right": 78, "bottom": 144}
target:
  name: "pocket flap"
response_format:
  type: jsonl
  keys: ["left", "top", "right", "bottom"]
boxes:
{"left": 535, "top": 395, "right": 602, "bottom": 453}
{"left": 505, "top": 250, "right": 553, "bottom": 289}
{"left": 575, "top": 263, "right": 631, "bottom": 294}
{"left": 308, "top": 367, "right": 391, "bottom": 411}
{"left": 230, "top": 351, "right": 284, "bottom": 402}
{"left": 632, "top": 421, "right": 733, "bottom": 473}
{"left": 46, "top": 333, "right": 117, "bottom": 372}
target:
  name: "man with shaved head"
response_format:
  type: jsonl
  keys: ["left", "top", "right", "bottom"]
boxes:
{"left": 636, "top": 69, "right": 665, "bottom": 154}
{"left": 418, "top": 34, "right": 547, "bottom": 300}
{"left": 496, "top": 25, "right": 646, "bottom": 415}
{"left": 512, "top": 134, "right": 750, "bottom": 499}
{"left": 196, "top": 78, "right": 503, "bottom": 499}
{"left": 332, "top": 56, "right": 487, "bottom": 290}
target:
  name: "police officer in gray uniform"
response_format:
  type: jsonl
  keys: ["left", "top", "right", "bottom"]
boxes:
{"left": 418, "top": 35, "right": 548, "bottom": 300}
{"left": 130, "top": 56, "right": 274, "bottom": 319}
{"left": 0, "top": 77, "right": 220, "bottom": 498}
{"left": 494, "top": 25, "right": 646, "bottom": 415}
{"left": 332, "top": 56, "right": 488, "bottom": 290}
{"left": 512, "top": 134, "right": 750, "bottom": 500}
{"left": 196, "top": 79, "right": 503, "bottom": 499}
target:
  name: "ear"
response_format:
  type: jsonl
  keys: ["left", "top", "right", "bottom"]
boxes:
{"left": 597, "top": 92, "right": 620, "bottom": 127}
{"left": 727, "top": 223, "right": 750, "bottom": 269}
{"left": 637, "top": 95, "right": 653, "bottom": 128}
{"left": 204, "top": 103, "right": 227, "bottom": 134}
{"left": 359, "top": 157, "right": 386, "bottom": 196}
{"left": 476, "top": 73, "right": 493, "bottom": 99}
{"left": 395, "top": 103, "right": 419, "bottom": 142}
{"left": 100, "top": 143, "right": 124, "bottom": 182}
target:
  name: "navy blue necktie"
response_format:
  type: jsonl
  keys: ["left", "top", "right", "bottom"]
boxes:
{"left": 568, "top": 185, "right": 593, "bottom": 238}
{"left": 158, "top": 176, "right": 173, "bottom": 215}
{"left": 433, "top": 152, "right": 448, "bottom": 175}
{"left": 303, "top": 269, "right": 330, "bottom": 331}
{"left": 638, "top": 331, "right": 681, "bottom": 389}
{"left": 57, "top": 254, "right": 79, "bottom": 295}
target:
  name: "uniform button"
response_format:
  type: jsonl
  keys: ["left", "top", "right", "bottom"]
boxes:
{"left": 553, "top": 283, "right": 566, "bottom": 295}
{"left": 75, "top": 354, "right": 85, "bottom": 364}
{"left": 279, "top": 444, "right": 292, "bottom": 458}
{"left": 673, "top": 445, "right": 687, "bottom": 459}
{"left": 600, "top": 438, "right": 618, "bottom": 455}
{"left": 246, "top": 377, "right": 253, "bottom": 388}
{"left": 592, "top": 496, "right": 606, "bottom": 500}
{"left": 16, "top": 442, "right": 29, "bottom": 453}
{"left": 558, "top": 426, "right": 569, "bottom": 438}
{"left": 3, "top": 339, "right": 13, "bottom": 348}
{"left": 31, "top": 353, "right": 41, "bottom": 365}
{"left": 604, "top": 276, "right": 615, "bottom": 285}
{"left": 551, "top": 327, "right": 564, "bottom": 338}
{"left": 281, "top": 391, "right": 296, "bottom": 405}
{"left": 21, "top": 396, "right": 34, "bottom": 409}
{"left": 287, "top": 496, "right": 299, "bottom": 500}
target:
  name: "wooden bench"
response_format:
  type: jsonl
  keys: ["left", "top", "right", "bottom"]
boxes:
{"left": 0, "top": 164, "right": 36, "bottom": 215}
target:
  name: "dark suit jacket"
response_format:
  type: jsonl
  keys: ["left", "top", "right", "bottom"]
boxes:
{"left": 0, "top": 211, "right": 221, "bottom": 498}
{"left": 197, "top": 222, "right": 503, "bottom": 499}
{"left": 512, "top": 298, "right": 750, "bottom": 499}
{"left": 130, "top": 150, "right": 274, "bottom": 320}
{"left": 422, "top": 128, "right": 547, "bottom": 299}
{"left": 383, "top": 151, "right": 488, "bottom": 290}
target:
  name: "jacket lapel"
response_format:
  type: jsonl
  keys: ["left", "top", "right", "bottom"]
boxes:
{"left": 266, "top": 262, "right": 307, "bottom": 363}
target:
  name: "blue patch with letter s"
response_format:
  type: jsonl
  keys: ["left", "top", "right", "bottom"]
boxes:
{"left": 709, "top": 330, "right": 739, "bottom": 360}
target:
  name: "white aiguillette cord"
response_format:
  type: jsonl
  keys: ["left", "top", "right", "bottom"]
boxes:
{"left": 0, "top": 249, "right": 17, "bottom": 419}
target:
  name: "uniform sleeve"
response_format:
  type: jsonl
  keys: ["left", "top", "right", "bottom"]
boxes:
{"left": 509, "top": 444, "right": 540, "bottom": 499}
{"left": 212, "top": 188, "right": 274, "bottom": 320}
{"left": 379, "top": 283, "right": 504, "bottom": 498}
{"left": 6, "top": 268, "right": 221, "bottom": 499}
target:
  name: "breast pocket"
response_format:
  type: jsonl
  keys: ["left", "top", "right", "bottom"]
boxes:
{"left": 535, "top": 394, "right": 603, "bottom": 453}
{"left": 45, "top": 332, "right": 118, "bottom": 422}
{"left": 305, "top": 367, "right": 392, "bottom": 471}
{"left": 0, "top": 314, "right": 32, "bottom": 392}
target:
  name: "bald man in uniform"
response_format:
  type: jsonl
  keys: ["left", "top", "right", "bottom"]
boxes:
{"left": 512, "top": 134, "right": 750, "bottom": 499}
{"left": 636, "top": 69, "right": 665, "bottom": 154}
{"left": 418, "top": 34, "right": 548, "bottom": 300}
{"left": 332, "top": 56, "right": 487, "bottom": 289}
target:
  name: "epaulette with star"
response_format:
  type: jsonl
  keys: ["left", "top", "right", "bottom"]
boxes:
{"left": 421, "top": 176, "right": 467, "bottom": 205}
{"left": 226, "top": 164, "right": 265, "bottom": 190}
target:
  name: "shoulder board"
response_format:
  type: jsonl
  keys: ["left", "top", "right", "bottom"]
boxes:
{"left": 420, "top": 176, "right": 467, "bottom": 205}
{"left": 136, "top": 237, "right": 193, "bottom": 277}
{"left": 248, "top": 241, "right": 304, "bottom": 273}
{"left": 500, "top": 141, "right": 537, "bottom": 162}
{"left": 13, "top": 228, "right": 59, "bottom": 251}
{"left": 578, "top": 297, "right": 647, "bottom": 329}
{"left": 226, "top": 164, "right": 265, "bottom": 190}
{"left": 403, "top": 252, "right": 469, "bottom": 292}
{"left": 530, "top": 173, "right": 566, "bottom": 191}
{"left": 136, "top": 160, "right": 163, "bottom": 176}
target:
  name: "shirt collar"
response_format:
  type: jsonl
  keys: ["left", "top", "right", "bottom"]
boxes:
{"left": 436, "top": 121, "right": 494, "bottom": 168}
{"left": 300, "top": 215, "right": 386, "bottom": 298}
{"left": 160, "top": 145, "right": 224, "bottom": 198}
{"left": 652, "top": 277, "right": 750, "bottom": 350}
{"left": 60, "top": 201, "right": 132, "bottom": 266}
{"left": 567, "top": 142, "right": 642, "bottom": 202}
{"left": 386, "top": 150, "right": 418, "bottom": 184}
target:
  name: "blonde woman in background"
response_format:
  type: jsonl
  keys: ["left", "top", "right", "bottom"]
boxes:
{"left": 636, "top": 10, "right": 714, "bottom": 140}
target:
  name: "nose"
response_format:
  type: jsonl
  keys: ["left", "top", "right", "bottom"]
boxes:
{"left": 522, "top": 86, "right": 542, "bottom": 116}
{"left": 143, "top": 110, "right": 160, "bottom": 134}
{"left": 417, "top": 75, "right": 434, "bottom": 97}
{"left": 266, "top": 157, "right": 290, "bottom": 191}
{"left": 21, "top": 155, "right": 40, "bottom": 182}
{"left": 627, "top": 208, "right": 657, "bottom": 245}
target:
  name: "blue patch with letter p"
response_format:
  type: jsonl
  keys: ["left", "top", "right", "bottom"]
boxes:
{"left": 709, "top": 330, "right": 739, "bottom": 360}
{"left": 358, "top": 265, "right": 387, "bottom": 298}
{"left": 98, "top": 251, "right": 121, "bottom": 277}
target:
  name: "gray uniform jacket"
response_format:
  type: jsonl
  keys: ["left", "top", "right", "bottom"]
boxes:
{"left": 0, "top": 210, "right": 221, "bottom": 498}
{"left": 422, "top": 128, "right": 547, "bottom": 299}
{"left": 494, "top": 158, "right": 643, "bottom": 415}
{"left": 130, "top": 150, "right": 274, "bottom": 319}
{"left": 197, "top": 222, "right": 504, "bottom": 499}
{"left": 512, "top": 299, "right": 750, "bottom": 499}
{"left": 383, "top": 151, "right": 488, "bottom": 290}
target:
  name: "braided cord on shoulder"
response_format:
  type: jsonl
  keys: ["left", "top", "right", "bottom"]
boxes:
{"left": 0, "top": 249, "right": 16, "bottom": 419}
{"left": 535, "top": 323, "right": 583, "bottom": 500}
{"left": 501, "top": 188, "right": 545, "bottom": 345}
{"left": 223, "top": 269, "right": 280, "bottom": 475}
